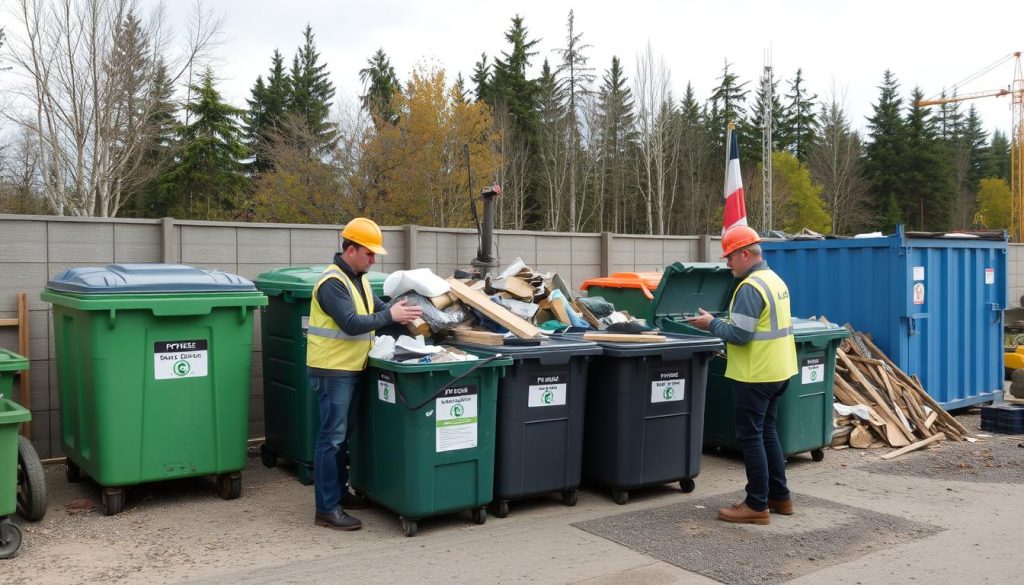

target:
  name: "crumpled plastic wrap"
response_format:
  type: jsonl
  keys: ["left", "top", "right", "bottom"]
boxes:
{"left": 578, "top": 296, "right": 615, "bottom": 318}
{"left": 394, "top": 292, "right": 471, "bottom": 332}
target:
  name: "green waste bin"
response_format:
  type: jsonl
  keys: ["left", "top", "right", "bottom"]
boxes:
{"left": 650, "top": 262, "right": 849, "bottom": 461}
{"left": 253, "top": 266, "right": 387, "bottom": 484}
{"left": 350, "top": 355, "right": 511, "bottom": 537}
{"left": 42, "top": 264, "right": 267, "bottom": 515}
{"left": 579, "top": 272, "right": 663, "bottom": 317}
{"left": 0, "top": 350, "right": 31, "bottom": 558}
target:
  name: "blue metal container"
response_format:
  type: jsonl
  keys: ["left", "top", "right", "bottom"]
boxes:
{"left": 760, "top": 226, "right": 1006, "bottom": 409}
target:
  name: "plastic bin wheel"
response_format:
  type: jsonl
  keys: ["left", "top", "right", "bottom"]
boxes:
{"left": 16, "top": 436, "right": 47, "bottom": 521}
{"left": 492, "top": 500, "right": 510, "bottom": 518}
{"left": 612, "top": 490, "right": 629, "bottom": 505}
{"left": 401, "top": 517, "right": 418, "bottom": 537}
{"left": 296, "top": 464, "right": 314, "bottom": 486}
{"left": 679, "top": 478, "right": 696, "bottom": 494}
{"left": 217, "top": 472, "right": 242, "bottom": 500}
{"left": 561, "top": 490, "right": 578, "bottom": 507}
{"left": 811, "top": 449, "right": 825, "bottom": 462}
{"left": 102, "top": 487, "right": 125, "bottom": 516}
{"left": 471, "top": 506, "right": 487, "bottom": 525}
{"left": 65, "top": 459, "right": 81, "bottom": 483}
{"left": 259, "top": 444, "right": 277, "bottom": 469}
{"left": 0, "top": 519, "right": 22, "bottom": 559}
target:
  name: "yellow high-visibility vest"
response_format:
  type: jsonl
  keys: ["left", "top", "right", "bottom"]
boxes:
{"left": 306, "top": 265, "right": 375, "bottom": 371}
{"left": 724, "top": 268, "right": 798, "bottom": 383}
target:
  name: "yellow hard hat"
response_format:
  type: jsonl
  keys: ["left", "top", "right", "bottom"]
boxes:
{"left": 341, "top": 217, "right": 388, "bottom": 255}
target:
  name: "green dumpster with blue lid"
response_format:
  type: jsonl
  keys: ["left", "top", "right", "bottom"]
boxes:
{"left": 649, "top": 261, "right": 849, "bottom": 461}
{"left": 41, "top": 263, "right": 267, "bottom": 515}
{"left": 253, "top": 266, "right": 388, "bottom": 485}
{"left": 349, "top": 354, "right": 511, "bottom": 537}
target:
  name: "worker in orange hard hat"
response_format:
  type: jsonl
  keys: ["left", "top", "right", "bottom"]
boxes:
{"left": 687, "top": 224, "right": 797, "bottom": 525}
{"left": 306, "top": 217, "right": 422, "bottom": 531}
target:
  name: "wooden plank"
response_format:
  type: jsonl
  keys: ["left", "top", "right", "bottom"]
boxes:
{"left": 447, "top": 278, "right": 541, "bottom": 339}
{"left": 583, "top": 332, "right": 667, "bottom": 343}
{"left": 572, "top": 299, "right": 602, "bottom": 329}
{"left": 429, "top": 292, "right": 458, "bottom": 310}
{"left": 550, "top": 297, "right": 572, "bottom": 325}
{"left": 880, "top": 432, "right": 946, "bottom": 460}
{"left": 0, "top": 319, "right": 18, "bottom": 327}
{"left": 406, "top": 318, "right": 431, "bottom": 337}
{"left": 836, "top": 351, "right": 913, "bottom": 446}
{"left": 924, "top": 411, "right": 939, "bottom": 429}
{"left": 451, "top": 328, "right": 504, "bottom": 346}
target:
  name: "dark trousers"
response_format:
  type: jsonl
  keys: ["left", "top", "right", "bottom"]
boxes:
{"left": 733, "top": 379, "right": 790, "bottom": 511}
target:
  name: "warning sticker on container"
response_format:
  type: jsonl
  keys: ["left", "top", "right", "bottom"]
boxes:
{"left": 913, "top": 283, "right": 925, "bottom": 305}
{"left": 154, "top": 340, "right": 208, "bottom": 380}
{"left": 913, "top": 266, "right": 925, "bottom": 281}
{"left": 651, "top": 371, "right": 685, "bottom": 403}
{"left": 436, "top": 384, "right": 478, "bottom": 452}
{"left": 985, "top": 268, "right": 995, "bottom": 285}
{"left": 801, "top": 357, "right": 824, "bottom": 384}
{"left": 529, "top": 374, "right": 567, "bottom": 407}
{"left": 377, "top": 372, "right": 396, "bottom": 404}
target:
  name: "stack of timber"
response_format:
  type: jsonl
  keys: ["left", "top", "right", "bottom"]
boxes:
{"left": 831, "top": 326, "right": 969, "bottom": 458}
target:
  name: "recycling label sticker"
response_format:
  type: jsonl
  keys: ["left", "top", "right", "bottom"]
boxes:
{"left": 529, "top": 374, "right": 567, "bottom": 407}
{"left": 651, "top": 371, "right": 685, "bottom": 403}
{"left": 801, "top": 357, "right": 824, "bottom": 384}
{"left": 301, "top": 315, "right": 310, "bottom": 337}
{"left": 154, "top": 340, "right": 208, "bottom": 380}
{"left": 377, "top": 372, "right": 396, "bottom": 404}
{"left": 436, "top": 384, "right": 478, "bottom": 452}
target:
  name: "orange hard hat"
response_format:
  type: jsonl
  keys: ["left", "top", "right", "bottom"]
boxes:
{"left": 341, "top": 217, "right": 388, "bottom": 255}
{"left": 720, "top": 225, "right": 760, "bottom": 258}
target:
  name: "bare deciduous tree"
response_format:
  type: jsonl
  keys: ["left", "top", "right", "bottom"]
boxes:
{"left": 807, "top": 91, "right": 873, "bottom": 233}
{"left": 633, "top": 43, "right": 673, "bottom": 234}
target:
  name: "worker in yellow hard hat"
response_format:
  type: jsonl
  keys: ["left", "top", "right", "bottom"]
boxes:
{"left": 686, "top": 224, "right": 797, "bottom": 525}
{"left": 307, "top": 217, "right": 422, "bottom": 531}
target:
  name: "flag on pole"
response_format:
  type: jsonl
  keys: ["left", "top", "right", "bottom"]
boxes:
{"left": 722, "top": 123, "right": 748, "bottom": 234}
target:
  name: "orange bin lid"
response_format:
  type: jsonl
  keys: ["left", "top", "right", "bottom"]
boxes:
{"left": 579, "top": 272, "right": 664, "bottom": 299}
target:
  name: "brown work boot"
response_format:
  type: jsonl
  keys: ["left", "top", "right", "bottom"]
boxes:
{"left": 718, "top": 502, "right": 770, "bottom": 525}
{"left": 767, "top": 497, "right": 793, "bottom": 515}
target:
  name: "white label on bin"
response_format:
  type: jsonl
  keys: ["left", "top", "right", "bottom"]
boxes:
{"left": 377, "top": 373, "right": 396, "bottom": 404}
{"left": 529, "top": 374, "right": 566, "bottom": 407}
{"left": 651, "top": 371, "right": 685, "bottom": 403}
{"left": 301, "top": 316, "right": 310, "bottom": 337}
{"left": 985, "top": 268, "right": 995, "bottom": 285}
{"left": 436, "top": 384, "right": 478, "bottom": 452}
{"left": 913, "top": 266, "right": 925, "bottom": 281}
{"left": 801, "top": 357, "right": 824, "bottom": 384}
{"left": 154, "top": 340, "right": 208, "bottom": 380}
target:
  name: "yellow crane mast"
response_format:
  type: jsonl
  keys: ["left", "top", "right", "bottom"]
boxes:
{"left": 916, "top": 52, "right": 1024, "bottom": 240}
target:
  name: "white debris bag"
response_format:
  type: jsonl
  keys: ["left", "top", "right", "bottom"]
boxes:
{"left": 383, "top": 268, "right": 450, "bottom": 299}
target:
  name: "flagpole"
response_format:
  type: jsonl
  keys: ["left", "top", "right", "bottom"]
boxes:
{"left": 723, "top": 121, "right": 734, "bottom": 201}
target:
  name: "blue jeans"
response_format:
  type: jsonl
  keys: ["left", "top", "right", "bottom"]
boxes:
{"left": 310, "top": 374, "right": 362, "bottom": 514}
{"left": 733, "top": 380, "right": 790, "bottom": 511}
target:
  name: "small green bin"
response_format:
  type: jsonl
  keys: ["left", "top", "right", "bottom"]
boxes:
{"left": 651, "top": 262, "right": 849, "bottom": 460}
{"left": 0, "top": 350, "right": 30, "bottom": 519}
{"left": 350, "top": 355, "right": 511, "bottom": 537}
{"left": 253, "top": 266, "right": 387, "bottom": 484}
{"left": 41, "top": 264, "right": 267, "bottom": 514}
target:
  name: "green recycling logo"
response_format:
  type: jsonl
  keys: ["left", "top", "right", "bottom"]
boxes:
{"left": 810, "top": 370, "right": 818, "bottom": 381}
{"left": 173, "top": 360, "right": 191, "bottom": 377}
{"left": 542, "top": 389, "right": 554, "bottom": 404}
{"left": 663, "top": 386, "right": 675, "bottom": 400}
{"left": 451, "top": 403, "right": 465, "bottom": 418}
{"left": 383, "top": 387, "right": 390, "bottom": 399}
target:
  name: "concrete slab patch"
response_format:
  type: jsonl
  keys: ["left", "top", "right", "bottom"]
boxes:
{"left": 573, "top": 491, "right": 942, "bottom": 585}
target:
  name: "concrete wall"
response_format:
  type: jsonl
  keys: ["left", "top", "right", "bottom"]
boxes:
{"left": 1008, "top": 244, "right": 1024, "bottom": 310}
{"left": 0, "top": 214, "right": 709, "bottom": 458}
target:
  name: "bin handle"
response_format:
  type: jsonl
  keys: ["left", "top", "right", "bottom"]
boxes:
{"left": 394, "top": 354, "right": 503, "bottom": 411}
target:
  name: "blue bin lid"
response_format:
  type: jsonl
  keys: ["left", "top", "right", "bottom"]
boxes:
{"left": 46, "top": 263, "right": 257, "bottom": 293}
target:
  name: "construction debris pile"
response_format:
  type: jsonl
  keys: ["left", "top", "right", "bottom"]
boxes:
{"left": 831, "top": 327, "right": 969, "bottom": 458}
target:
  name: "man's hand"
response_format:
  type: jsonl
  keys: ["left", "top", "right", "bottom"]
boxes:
{"left": 685, "top": 308, "right": 714, "bottom": 331}
{"left": 389, "top": 299, "right": 423, "bottom": 324}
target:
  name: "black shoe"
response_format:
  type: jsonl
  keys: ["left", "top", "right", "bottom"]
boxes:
{"left": 342, "top": 491, "right": 368, "bottom": 510}
{"left": 314, "top": 509, "right": 362, "bottom": 531}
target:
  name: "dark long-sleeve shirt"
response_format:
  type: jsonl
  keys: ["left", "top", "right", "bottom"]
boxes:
{"left": 707, "top": 261, "right": 768, "bottom": 346}
{"left": 308, "top": 253, "right": 394, "bottom": 376}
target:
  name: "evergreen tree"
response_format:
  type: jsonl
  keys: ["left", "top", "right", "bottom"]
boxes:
{"left": 125, "top": 59, "right": 180, "bottom": 217}
{"left": 452, "top": 73, "right": 469, "bottom": 105}
{"left": 245, "top": 50, "right": 292, "bottom": 173}
{"left": 707, "top": 60, "right": 750, "bottom": 157}
{"left": 554, "top": 9, "right": 594, "bottom": 231}
{"left": 863, "top": 70, "right": 907, "bottom": 228}
{"left": 490, "top": 15, "right": 541, "bottom": 141}
{"left": 747, "top": 67, "right": 784, "bottom": 167}
{"left": 983, "top": 129, "right": 1011, "bottom": 181}
{"left": 596, "top": 56, "right": 635, "bottom": 232}
{"left": 962, "top": 106, "right": 988, "bottom": 188}
{"left": 470, "top": 53, "right": 492, "bottom": 103}
{"left": 902, "top": 87, "right": 957, "bottom": 230}
{"left": 779, "top": 69, "right": 817, "bottom": 162}
{"left": 359, "top": 48, "right": 400, "bottom": 125}
{"left": 288, "top": 25, "right": 338, "bottom": 156}
{"left": 158, "top": 68, "right": 248, "bottom": 220}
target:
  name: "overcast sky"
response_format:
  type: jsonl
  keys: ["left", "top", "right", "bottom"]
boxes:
{"left": 3, "top": 0, "right": 1020, "bottom": 140}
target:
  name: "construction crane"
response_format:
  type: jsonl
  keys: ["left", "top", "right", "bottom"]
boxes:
{"left": 916, "top": 52, "right": 1024, "bottom": 240}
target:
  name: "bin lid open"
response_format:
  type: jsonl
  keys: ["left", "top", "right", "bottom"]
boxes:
{"left": 649, "top": 262, "right": 736, "bottom": 320}
{"left": 0, "top": 348, "right": 29, "bottom": 373}
{"left": 46, "top": 263, "right": 257, "bottom": 293}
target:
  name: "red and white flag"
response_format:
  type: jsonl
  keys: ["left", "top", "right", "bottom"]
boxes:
{"left": 722, "top": 123, "right": 748, "bottom": 234}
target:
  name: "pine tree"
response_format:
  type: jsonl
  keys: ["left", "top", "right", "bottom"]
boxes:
{"left": 747, "top": 68, "right": 784, "bottom": 167}
{"left": 902, "top": 87, "right": 957, "bottom": 230}
{"left": 158, "top": 68, "right": 248, "bottom": 220}
{"left": 470, "top": 53, "right": 492, "bottom": 103}
{"left": 452, "top": 73, "right": 469, "bottom": 105}
{"left": 864, "top": 70, "right": 907, "bottom": 228}
{"left": 288, "top": 25, "right": 338, "bottom": 156}
{"left": 124, "top": 59, "right": 180, "bottom": 218}
{"left": 490, "top": 15, "right": 541, "bottom": 142}
{"left": 707, "top": 60, "right": 750, "bottom": 157}
{"left": 245, "top": 50, "right": 292, "bottom": 173}
{"left": 596, "top": 56, "right": 635, "bottom": 232}
{"left": 777, "top": 69, "right": 817, "bottom": 162}
{"left": 554, "top": 10, "right": 594, "bottom": 231}
{"left": 359, "top": 48, "right": 400, "bottom": 125}
{"left": 962, "top": 106, "right": 988, "bottom": 187}
{"left": 983, "top": 129, "right": 1011, "bottom": 181}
